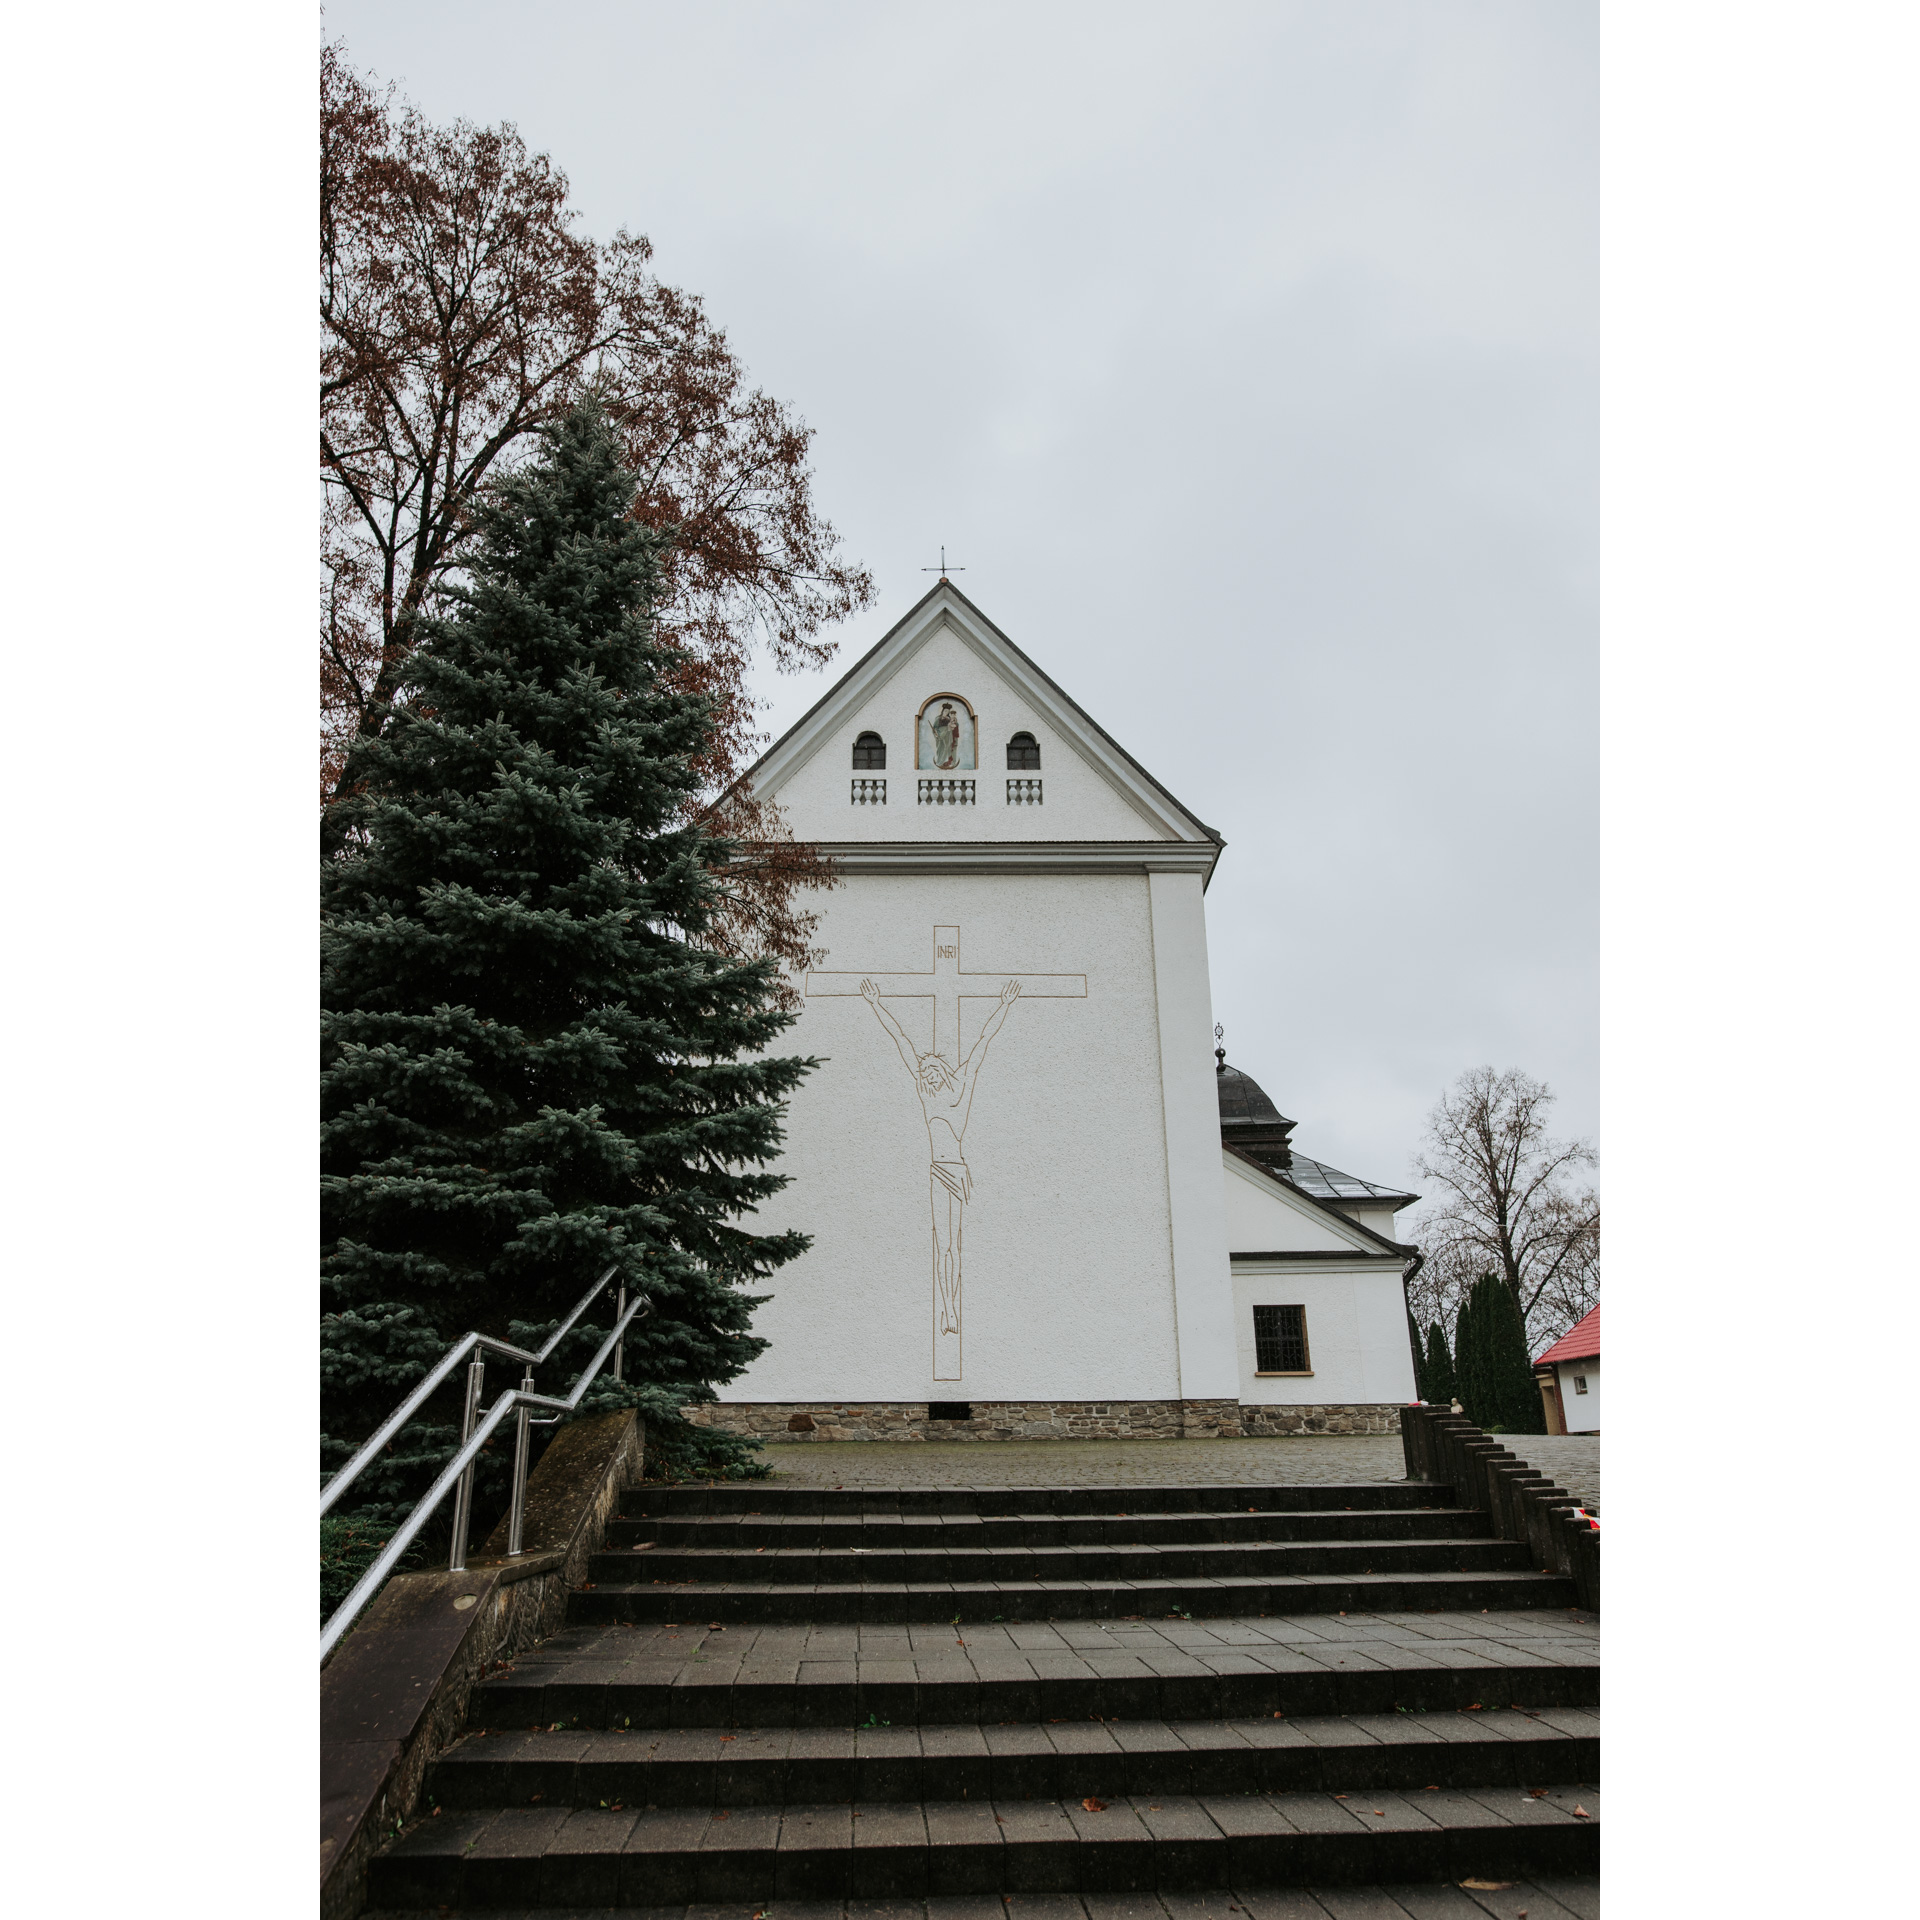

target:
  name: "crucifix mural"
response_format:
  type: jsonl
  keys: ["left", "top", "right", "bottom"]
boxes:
{"left": 806, "top": 927, "right": 1087, "bottom": 1380}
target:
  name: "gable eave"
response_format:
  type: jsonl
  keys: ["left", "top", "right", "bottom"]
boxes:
{"left": 738, "top": 580, "right": 1223, "bottom": 850}
{"left": 1223, "top": 1144, "right": 1413, "bottom": 1258}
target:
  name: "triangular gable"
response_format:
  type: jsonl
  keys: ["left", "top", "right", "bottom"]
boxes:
{"left": 1222, "top": 1145, "right": 1409, "bottom": 1258}
{"left": 742, "top": 581, "right": 1222, "bottom": 846}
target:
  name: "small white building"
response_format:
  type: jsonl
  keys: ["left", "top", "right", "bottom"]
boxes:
{"left": 692, "top": 581, "right": 1422, "bottom": 1443}
{"left": 1535, "top": 1305, "right": 1600, "bottom": 1434}
{"left": 1215, "top": 1054, "right": 1422, "bottom": 1433}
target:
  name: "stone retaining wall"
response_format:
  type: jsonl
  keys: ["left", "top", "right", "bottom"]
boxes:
{"left": 320, "top": 1410, "right": 645, "bottom": 1920}
{"left": 685, "top": 1399, "right": 1402, "bottom": 1442}
{"left": 1399, "top": 1404, "right": 1599, "bottom": 1611}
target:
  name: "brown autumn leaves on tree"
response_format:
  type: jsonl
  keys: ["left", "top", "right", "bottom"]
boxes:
{"left": 1408, "top": 1066, "right": 1600, "bottom": 1354}
{"left": 321, "top": 38, "right": 872, "bottom": 986}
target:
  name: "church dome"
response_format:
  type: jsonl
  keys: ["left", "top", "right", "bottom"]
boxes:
{"left": 1216, "top": 1052, "right": 1296, "bottom": 1171}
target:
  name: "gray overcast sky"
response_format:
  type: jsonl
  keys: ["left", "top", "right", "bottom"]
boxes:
{"left": 325, "top": 0, "right": 1597, "bottom": 1208}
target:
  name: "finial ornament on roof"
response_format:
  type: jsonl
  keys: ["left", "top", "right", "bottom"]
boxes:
{"left": 922, "top": 546, "right": 966, "bottom": 583}
{"left": 1214, "top": 1022, "right": 1226, "bottom": 1069}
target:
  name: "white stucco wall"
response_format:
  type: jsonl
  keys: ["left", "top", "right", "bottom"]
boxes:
{"left": 1231, "top": 1264, "right": 1419, "bottom": 1406}
{"left": 1555, "top": 1357, "right": 1599, "bottom": 1431}
{"left": 1222, "top": 1154, "right": 1360, "bottom": 1253}
{"left": 1146, "top": 870, "right": 1240, "bottom": 1401}
{"left": 733, "top": 868, "right": 1198, "bottom": 1402}
{"left": 1332, "top": 1204, "right": 1403, "bottom": 1245}
{"left": 764, "top": 621, "right": 1178, "bottom": 844}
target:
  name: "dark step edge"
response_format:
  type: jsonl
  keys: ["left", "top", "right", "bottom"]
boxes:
{"left": 369, "top": 1796, "right": 1598, "bottom": 1908}
{"left": 469, "top": 1660, "right": 1600, "bottom": 1730}
{"left": 425, "top": 1729, "right": 1602, "bottom": 1809}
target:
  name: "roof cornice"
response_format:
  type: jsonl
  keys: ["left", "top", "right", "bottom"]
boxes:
{"left": 1230, "top": 1250, "right": 1407, "bottom": 1265}
{"left": 814, "top": 839, "right": 1221, "bottom": 881}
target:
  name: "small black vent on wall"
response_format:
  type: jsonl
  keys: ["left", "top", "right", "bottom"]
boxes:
{"left": 927, "top": 1402, "right": 972, "bottom": 1421}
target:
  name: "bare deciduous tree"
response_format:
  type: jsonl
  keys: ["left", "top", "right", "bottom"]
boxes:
{"left": 1408, "top": 1067, "right": 1599, "bottom": 1353}
{"left": 321, "top": 38, "right": 873, "bottom": 987}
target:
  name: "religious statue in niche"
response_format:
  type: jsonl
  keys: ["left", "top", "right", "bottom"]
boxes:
{"left": 805, "top": 927, "right": 1086, "bottom": 1380}
{"left": 916, "top": 694, "right": 976, "bottom": 770}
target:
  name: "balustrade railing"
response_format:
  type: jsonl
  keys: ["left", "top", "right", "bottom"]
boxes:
{"left": 918, "top": 777, "right": 975, "bottom": 805}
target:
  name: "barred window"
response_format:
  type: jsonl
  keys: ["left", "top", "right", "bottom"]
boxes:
{"left": 1006, "top": 731, "right": 1041, "bottom": 770}
{"left": 1253, "top": 1304, "right": 1310, "bottom": 1373}
{"left": 852, "top": 731, "right": 887, "bottom": 769}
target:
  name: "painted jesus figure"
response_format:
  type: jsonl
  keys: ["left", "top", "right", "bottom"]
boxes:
{"left": 859, "top": 975, "right": 1020, "bottom": 1343}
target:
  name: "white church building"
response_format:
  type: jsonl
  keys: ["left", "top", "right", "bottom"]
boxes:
{"left": 690, "top": 581, "right": 1421, "bottom": 1444}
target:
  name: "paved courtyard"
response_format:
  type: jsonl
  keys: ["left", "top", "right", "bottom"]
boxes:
{"left": 752, "top": 1437, "right": 1600, "bottom": 1515}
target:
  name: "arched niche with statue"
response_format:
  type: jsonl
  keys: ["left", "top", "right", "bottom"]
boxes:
{"left": 915, "top": 693, "right": 977, "bottom": 771}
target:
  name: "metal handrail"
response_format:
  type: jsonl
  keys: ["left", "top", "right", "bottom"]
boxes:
{"left": 320, "top": 1265, "right": 624, "bottom": 1518}
{"left": 319, "top": 1281, "right": 651, "bottom": 1663}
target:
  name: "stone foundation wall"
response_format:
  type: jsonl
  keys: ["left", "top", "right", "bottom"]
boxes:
{"left": 685, "top": 1399, "right": 1402, "bottom": 1442}
{"left": 1238, "top": 1403, "right": 1404, "bottom": 1437}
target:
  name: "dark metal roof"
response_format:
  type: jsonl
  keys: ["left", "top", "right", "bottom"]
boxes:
{"left": 1285, "top": 1153, "right": 1419, "bottom": 1209}
{"left": 1216, "top": 1062, "right": 1294, "bottom": 1131}
{"left": 1216, "top": 1054, "right": 1416, "bottom": 1210}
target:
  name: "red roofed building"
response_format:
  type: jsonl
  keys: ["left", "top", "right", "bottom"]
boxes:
{"left": 1534, "top": 1305, "right": 1600, "bottom": 1434}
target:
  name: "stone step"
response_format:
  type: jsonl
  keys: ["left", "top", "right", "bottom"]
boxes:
{"left": 564, "top": 1569, "right": 1576, "bottom": 1628}
{"left": 429, "top": 1710, "right": 1600, "bottom": 1809}
{"left": 590, "top": 1541, "right": 1534, "bottom": 1589}
{"left": 621, "top": 1484, "right": 1451, "bottom": 1519}
{"left": 369, "top": 1785, "right": 1600, "bottom": 1908}
{"left": 470, "top": 1643, "right": 1597, "bottom": 1732}
{"left": 365, "top": 1884, "right": 1605, "bottom": 1920}
{"left": 611, "top": 1509, "right": 1494, "bottom": 1551}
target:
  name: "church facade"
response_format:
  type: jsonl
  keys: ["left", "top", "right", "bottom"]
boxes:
{"left": 689, "top": 582, "right": 1419, "bottom": 1443}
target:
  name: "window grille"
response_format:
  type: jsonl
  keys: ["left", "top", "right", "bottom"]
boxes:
{"left": 852, "top": 731, "right": 887, "bottom": 769}
{"left": 1007, "top": 731, "right": 1041, "bottom": 770}
{"left": 1252, "top": 1304, "right": 1310, "bottom": 1373}
{"left": 851, "top": 778, "right": 887, "bottom": 805}
{"left": 1006, "top": 778, "right": 1043, "bottom": 806}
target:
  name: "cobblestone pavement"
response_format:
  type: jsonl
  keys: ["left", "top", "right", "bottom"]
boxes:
{"left": 519, "top": 1606, "right": 1600, "bottom": 1682}
{"left": 412, "top": 1884, "right": 1602, "bottom": 1920}
{"left": 751, "top": 1437, "right": 1599, "bottom": 1514}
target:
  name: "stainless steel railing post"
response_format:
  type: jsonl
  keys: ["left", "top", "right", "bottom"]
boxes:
{"left": 448, "top": 1356, "right": 484, "bottom": 1572}
{"left": 614, "top": 1282, "right": 626, "bottom": 1383}
{"left": 507, "top": 1367, "right": 535, "bottom": 1556}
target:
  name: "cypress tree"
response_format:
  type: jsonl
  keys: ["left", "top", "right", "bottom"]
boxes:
{"left": 1453, "top": 1273, "right": 1545, "bottom": 1434}
{"left": 1406, "top": 1307, "right": 1430, "bottom": 1400}
{"left": 1453, "top": 1284, "right": 1484, "bottom": 1424}
{"left": 321, "top": 401, "right": 815, "bottom": 1542}
{"left": 1423, "top": 1320, "right": 1456, "bottom": 1405}
{"left": 1482, "top": 1276, "right": 1547, "bottom": 1434}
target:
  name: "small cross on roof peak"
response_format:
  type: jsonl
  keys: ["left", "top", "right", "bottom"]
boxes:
{"left": 922, "top": 545, "right": 965, "bottom": 582}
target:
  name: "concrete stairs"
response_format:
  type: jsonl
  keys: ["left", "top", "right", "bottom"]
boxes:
{"left": 368, "top": 1479, "right": 1598, "bottom": 1913}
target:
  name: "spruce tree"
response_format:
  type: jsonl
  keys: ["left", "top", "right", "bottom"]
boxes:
{"left": 1423, "top": 1320, "right": 1456, "bottom": 1405}
{"left": 321, "top": 401, "right": 815, "bottom": 1537}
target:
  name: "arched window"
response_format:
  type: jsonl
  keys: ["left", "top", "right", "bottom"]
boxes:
{"left": 852, "top": 731, "right": 886, "bottom": 770}
{"left": 1006, "top": 731, "right": 1041, "bottom": 770}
